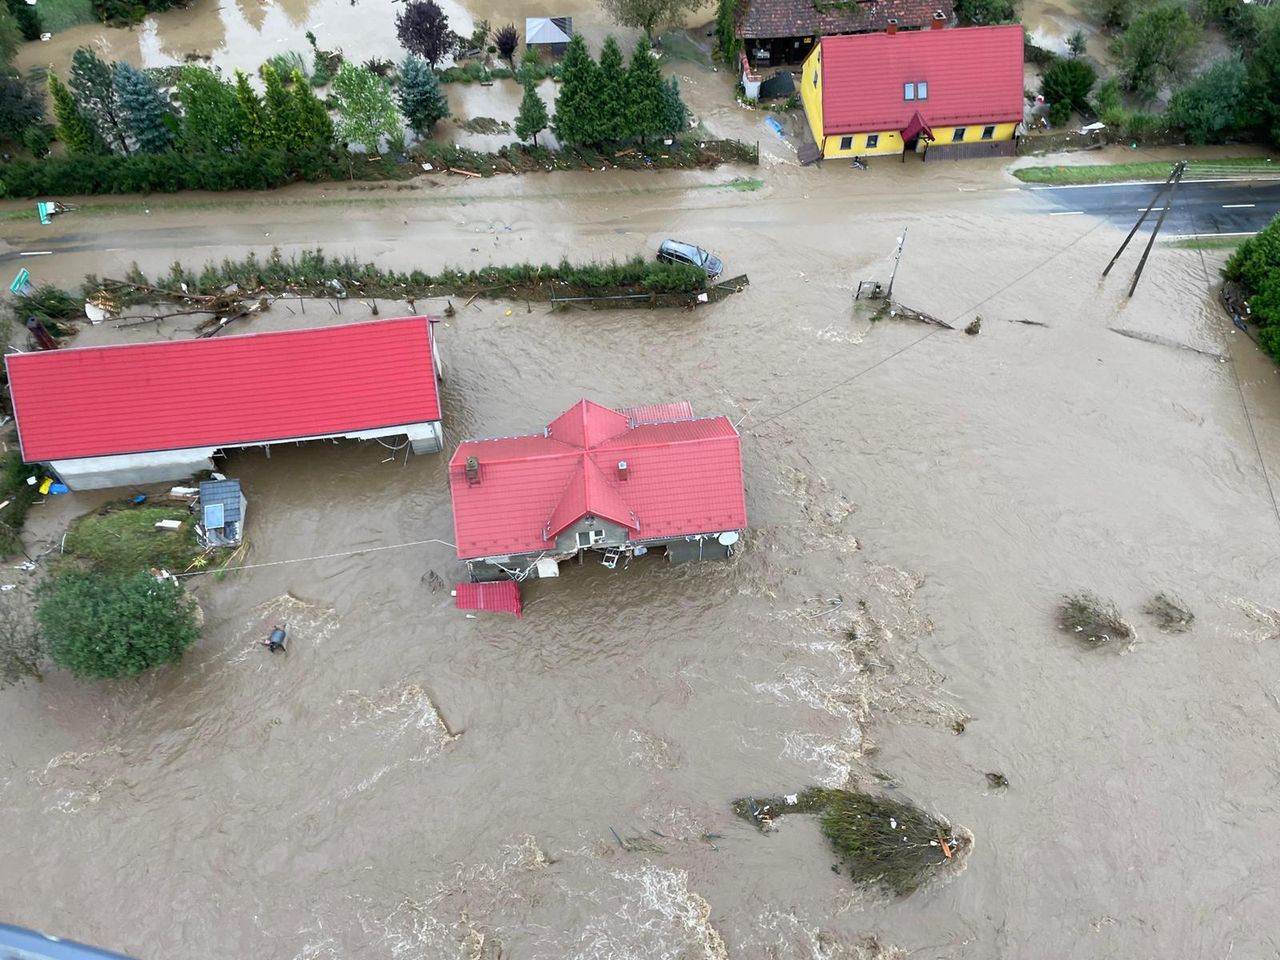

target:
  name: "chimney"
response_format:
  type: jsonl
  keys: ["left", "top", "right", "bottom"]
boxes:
{"left": 931, "top": 10, "right": 945, "bottom": 28}
{"left": 465, "top": 456, "right": 481, "bottom": 485}
{"left": 886, "top": 18, "right": 898, "bottom": 35}
{"left": 617, "top": 460, "right": 629, "bottom": 481}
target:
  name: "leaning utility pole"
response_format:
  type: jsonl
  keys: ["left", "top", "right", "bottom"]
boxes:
{"left": 1102, "top": 160, "right": 1186, "bottom": 297}
{"left": 885, "top": 227, "right": 908, "bottom": 302}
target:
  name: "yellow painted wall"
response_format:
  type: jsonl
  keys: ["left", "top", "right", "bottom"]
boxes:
{"left": 821, "top": 131, "right": 903, "bottom": 159}
{"left": 926, "top": 122, "right": 1018, "bottom": 148}
{"left": 800, "top": 46, "right": 824, "bottom": 153}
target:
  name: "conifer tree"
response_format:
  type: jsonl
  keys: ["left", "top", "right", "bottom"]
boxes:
{"left": 261, "top": 63, "right": 300, "bottom": 148}
{"left": 233, "top": 69, "right": 269, "bottom": 144}
{"left": 514, "top": 74, "right": 549, "bottom": 146}
{"left": 69, "top": 47, "right": 129, "bottom": 153}
{"left": 112, "top": 62, "right": 173, "bottom": 153}
{"left": 290, "top": 69, "right": 334, "bottom": 147}
{"left": 397, "top": 54, "right": 449, "bottom": 135}
{"left": 596, "top": 35, "right": 629, "bottom": 142}
{"left": 48, "top": 72, "right": 102, "bottom": 154}
{"left": 626, "top": 35, "right": 665, "bottom": 143}
{"left": 660, "top": 74, "right": 688, "bottom": 135}
{"left": 553, "top": 34, "right": 600, "bottom": 147}
{"left": 175, "top": 66, "right": 244, "bottom": 152}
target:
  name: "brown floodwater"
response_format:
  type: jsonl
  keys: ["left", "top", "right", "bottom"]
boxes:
{"left": 3, "top": 143, "right": 1280, "bottom": 959}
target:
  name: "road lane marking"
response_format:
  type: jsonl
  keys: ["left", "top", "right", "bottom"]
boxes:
{"left": 18, "top": 251, "right": 52, "bottom": 256}
{"left": 1222, "top": 203, "right": 1255, "bottom": 208}
{"left": 1050, "top": 210, "right": 1084, "bottom": 216}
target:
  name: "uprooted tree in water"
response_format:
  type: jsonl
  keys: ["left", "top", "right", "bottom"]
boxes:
{"left": 733, "top": 786, "right": 967, "bottom": 896}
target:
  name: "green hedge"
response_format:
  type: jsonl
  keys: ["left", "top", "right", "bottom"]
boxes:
{"left": 0, "top": 147, "right": 403, "bottom": 198}
{"left": 1225, "top": 214, "right": 1280, "bottom": 361}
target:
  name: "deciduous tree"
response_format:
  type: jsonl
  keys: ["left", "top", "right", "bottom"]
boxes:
{"left": 514, "top": 74, "right": 548, "bottom": 145}
{"left": 1112, "top": 3, "right": 1198, "bottom": 102}
{"left": 397, "top": 53, "right": 449, "bottom": 135}
{"left": 70, "top": 47, "right": 129, "bottom": 153}
{"left": 396, "top": 0, "right": 457, "bottom": 67}
{"left": 0, "top": 75, "right": 40, "bottom": 141}
{"left": 37, "top": 571, "right": 200, "bottom": 680}
{"left": 331, "top": 61, "right": 401, "bottom": 152}
{"left": 597, "top": 0, "right": 701, "bottom": 41}
{"left": 112, "top": 62, "right": 173, "bottom": 153}
{"left": 1248, "top": 9, "right": 1280, "bottom": 148}
{"left": 1082, "top": 0, "right": 1138, "bottom": 29}
{"left": 553, "top": 33, "right": 599, "bottom": 146}
{"left": 1168, "top": 56, "right": 1250, "bottom": 144}
{"left": 953, "top": 0, "right": 1016, "bottom": 26}
{"left": 626, "top": 35, "right": 665, "bottom": 143}
{"left": 0, "top": 6, "right": 23, "bottom": 68}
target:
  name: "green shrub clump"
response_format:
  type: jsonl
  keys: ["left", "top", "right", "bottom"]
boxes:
{"left": 1226, "top": 213, "right": 1280, "bottom": 361}
{"left": 36, "top": 570, "right": 200, "bottom": 679}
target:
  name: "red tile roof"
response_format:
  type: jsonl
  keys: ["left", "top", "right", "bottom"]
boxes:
{"left": 6, "top": 318, "right": 441, "bottom": 463}
{"left": 455, "top": 580, "right": 522, "bottom": 617}
{"left": 819, "top": 24, "right": 1024, "bottom": 134}
{"left": 623, "top": 402, "right": 695, "bottom": 424}
{"left": 737, "top": 0, "right": 952, "bottom": 41}
{"left": 448, "top": 399, "right": 747, "bottom": 560}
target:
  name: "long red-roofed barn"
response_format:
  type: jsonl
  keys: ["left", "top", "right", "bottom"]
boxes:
{"left": 5, "top": 317, "right": 444, "bottom": 490}
{"left": 448, "top": 399, "right": 747, "bottom": 581}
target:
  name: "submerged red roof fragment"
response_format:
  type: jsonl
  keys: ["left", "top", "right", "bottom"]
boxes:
{"left": 455, "top": 580, "right": 522, "bottom": 617}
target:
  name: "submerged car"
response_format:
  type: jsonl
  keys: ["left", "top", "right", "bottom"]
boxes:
{"left": 657, "top": 240, "right": 724, "bottom": 280}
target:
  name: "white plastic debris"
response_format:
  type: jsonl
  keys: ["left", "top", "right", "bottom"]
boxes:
{"left": 889, "top": 818, "right": 897, "bottom": 829}
{"left": 154, "top": 519, "right": 183, "bottom": 530}
{"left": 1, "top": 584, "right": 15, "bottom": 591}
{"left": 784, "top": 793, "right": 798, "bottom": 805}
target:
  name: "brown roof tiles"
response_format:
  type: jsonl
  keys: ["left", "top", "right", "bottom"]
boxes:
{"left": 736, "top": 0, "right": 954, "bottom": 41}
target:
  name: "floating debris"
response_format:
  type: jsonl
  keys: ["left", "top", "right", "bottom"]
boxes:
{"left": 1144, "top": 592, "right": 1194, "bottom": 632}
{"left": 985, "top": 772, "right": 1009, "bottom": 789}
{"left": 1058, "top": 592, "right": 1133, "bottom": 648}
{"left": 964, "top": 316, "right": 982, "bottom": 336}
{"left": 732, "top": 787, "right": 965, "bottom": 895}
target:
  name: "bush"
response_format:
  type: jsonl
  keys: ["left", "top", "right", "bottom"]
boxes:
{"left": 37, "top": 570, "right": 200, "bottom": 679}
{"left": 89, "top": 0, "right": 177, "bottom": 25}
{"left": 0, "top": 447, "right": 41, "bottom": 558}
{"left": 955, "top": 0, "right": 1015, "bottom": 26}
{"left": 1041, "top": 57, "right": 1096, "bottom": 123}
{"left": 0, "top": 146, "right": 393, "bottom": 198}
{"left": 1225, "top": 214, "right": 1280, "bottom": 291}
{"left": 64, "top": 503, "right": 202, "bottom": 575}
{"left": 1058, "top": 591, "right": 1132, "bottom": 647}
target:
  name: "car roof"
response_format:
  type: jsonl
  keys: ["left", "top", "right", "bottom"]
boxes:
{"left": 661, "top": 239, "right": 705, "bottom": 257}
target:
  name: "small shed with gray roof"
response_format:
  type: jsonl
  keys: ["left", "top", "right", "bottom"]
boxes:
{"left": 198, "top": 478, "right": 247, "bottom": 547}
{"left": 526, "top": 16, "right": 573, "bottom": 55}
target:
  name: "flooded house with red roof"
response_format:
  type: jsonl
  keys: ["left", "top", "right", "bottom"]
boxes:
{"left": 447, "top": 399, "right": 747, "bottom": 582}
{"left": 4, "top": 317, "right": 444, "bottom": 490}
{"left": 800, "top": 22, "right": 1025, "bottom": 162}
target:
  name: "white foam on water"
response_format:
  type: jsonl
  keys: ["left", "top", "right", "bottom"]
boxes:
{"left": 571, "top": 866, "right": 727, "bottom": 960}
{"left": 228, "top": 593, "right": 339, "bottom": 662}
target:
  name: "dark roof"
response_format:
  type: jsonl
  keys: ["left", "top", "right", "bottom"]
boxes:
{"left": 199, "top": 479, "right": 243, "bottom": 523}
{"left": 819, "top": 25, "right": 1024, "bottom": 133}
{"left": 736, "top": 0, "right": 953, "bottom": 41}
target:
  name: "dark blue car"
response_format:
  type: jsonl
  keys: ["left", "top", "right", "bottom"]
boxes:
{"left": 657, "top": 240, "right": 724, "bottom": 280}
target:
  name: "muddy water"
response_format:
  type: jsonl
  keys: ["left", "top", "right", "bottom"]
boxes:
{"left": 3, "top": 158, "right": 1280, "bottom": 959}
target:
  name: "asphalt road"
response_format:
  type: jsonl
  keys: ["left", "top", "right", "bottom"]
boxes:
{"left": 1030, "top": 177, "right": 1280, "bottom": 236}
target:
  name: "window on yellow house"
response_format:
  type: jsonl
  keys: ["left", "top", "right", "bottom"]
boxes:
{"left": 952, "top": 128, "right": 966, "bottom": 142}
{"left": 839, "top": 136, "right": 853, "bottom": 150}
{"left": 866, "top": 134, "right": 879, "bottom": 148}
{"left": 981, "top": 125, "right": 995, "bottom": 140}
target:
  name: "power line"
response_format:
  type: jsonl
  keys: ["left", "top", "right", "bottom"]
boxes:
{"left": 175, "top": 537, "right": 457, "bottom": 578}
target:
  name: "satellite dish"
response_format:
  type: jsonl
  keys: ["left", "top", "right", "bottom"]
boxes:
{"left": 84, "top": 301, "right": 108, "bottom": 324}
{"left": 717, "top": 531, "right": 739, "bottom": 546}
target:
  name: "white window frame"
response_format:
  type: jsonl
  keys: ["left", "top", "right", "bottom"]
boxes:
{"left": 903, "top": 82, "right": 915, "bottom": 101}
{"left": 917, "top": 81, "right": 928, "bottom": 100}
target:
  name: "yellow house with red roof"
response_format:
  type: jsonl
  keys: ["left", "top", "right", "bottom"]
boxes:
{"left": 801, "top": 23, "right": 1025, "bottom": 162}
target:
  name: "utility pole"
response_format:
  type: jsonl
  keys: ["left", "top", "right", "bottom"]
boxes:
{"left": 1102, "top": 160, "right": 1186, "bottom": 296}
{"left": 885, "top": 227, "right": 908, "bottom": 302}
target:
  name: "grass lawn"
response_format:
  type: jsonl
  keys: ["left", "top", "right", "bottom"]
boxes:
{"left": 63, "top": 504, "right": 206, "bottom": 576}
{"left": 1170, "top": 235, "right": 1247, "bottom": 251}
{"left": 1014, "top": 157, "right": 1279, "bottom": 185}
